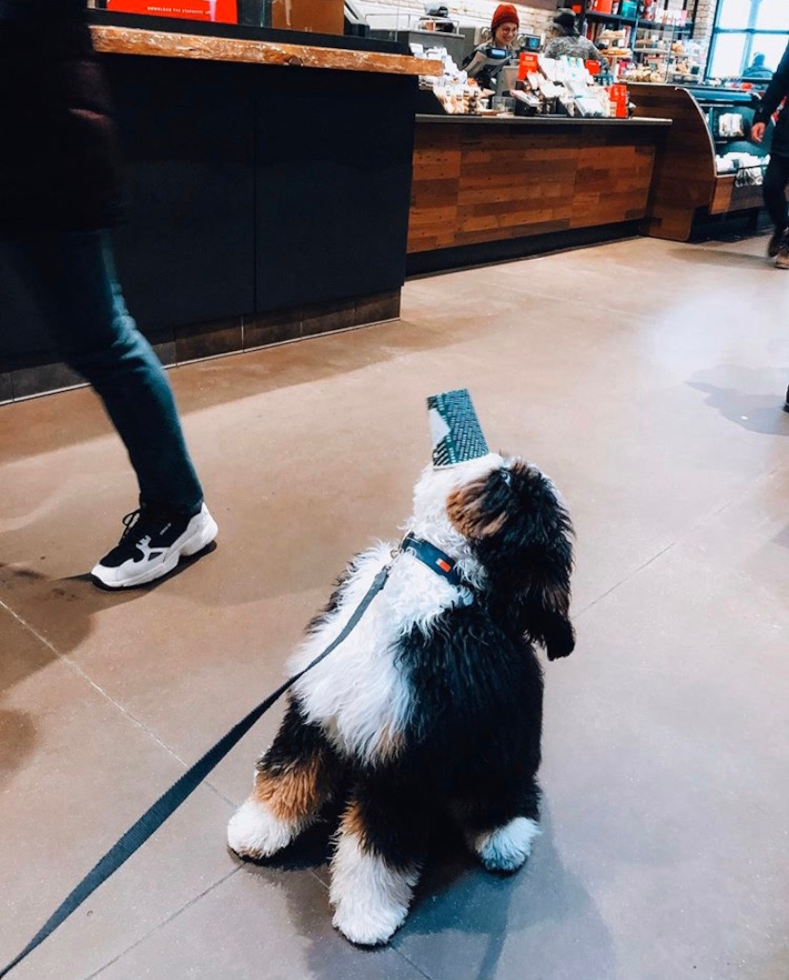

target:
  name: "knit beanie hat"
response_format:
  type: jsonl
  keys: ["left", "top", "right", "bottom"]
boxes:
{"left": 491, "top": 4, "right": 520, "bottom": 33}
{"left": 553, "top": 8, "right": 579, "bottom": 36}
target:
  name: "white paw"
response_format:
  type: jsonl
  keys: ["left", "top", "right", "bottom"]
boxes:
{"left": 227, "top": 797, "right": 296, "bottom": 859}
{"left": 472, "top": 816, "right": 540, "bottom": 872}
{"left": 329, "top": 832, "right": 418, "bottom": 946}
{"left": 332, "top": 895, "right": 411, "bottom": 947}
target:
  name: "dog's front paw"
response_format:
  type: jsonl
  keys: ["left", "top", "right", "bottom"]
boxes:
{"left": 227, "top": 797, "right": 296, "bottom": 859}
{"left": 332, "top": 892, "right": 410, "bottom": 948}
{"left": 546, "top": 619, "right": 575, "bottom": 660}
{"left": 330, "top": 833, "right": 418, "bottom": 946}
{"left": 470, "top": 817, "right": 540, "bottom": 872}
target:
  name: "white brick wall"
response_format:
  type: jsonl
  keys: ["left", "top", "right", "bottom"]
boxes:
{"left": 359, "top": 0, "right": 718, "bottom": 63}
{"left": 359, "top": 1, "right": 717, "bottom": 43}
{"left": 693, "top": 0, "right": 716, "bottom": 42}
{"left": 357, "top": 2, "right": 553, "bottom": 39}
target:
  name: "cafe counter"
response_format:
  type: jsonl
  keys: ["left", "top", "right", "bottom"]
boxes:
{"left": 408, "top": 113, "right": 672, "bottom": 275}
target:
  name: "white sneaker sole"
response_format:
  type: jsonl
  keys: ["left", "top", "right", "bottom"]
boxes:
{"left": 91, "top": 505, "right": 218, "bottom": 589}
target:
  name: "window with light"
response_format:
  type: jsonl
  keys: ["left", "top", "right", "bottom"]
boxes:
{"left": 708, "top": 0, "right": 789, "bottom": 79}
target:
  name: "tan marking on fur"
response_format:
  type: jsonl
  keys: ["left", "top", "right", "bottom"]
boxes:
{"left": 252, "top": 758, "right": 324, "bottom": 824}
{"left": 339, "top": 799, "right": 373, "bottom": 854}
{"left": 341, "top": 799, "right": 366, "bottom": 838}
{"left": 374, "top": 720, "right": 404, "bottom": 763}
{"left": 446, "top": 480, "right": 507, "bottom": 540}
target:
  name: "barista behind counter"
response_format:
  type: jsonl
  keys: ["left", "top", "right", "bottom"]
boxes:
{"left": 462, "top": 3, "right": 520, "bottom": 91}
{"left": 544, "top": 7, "right": 603, "bottom": 62}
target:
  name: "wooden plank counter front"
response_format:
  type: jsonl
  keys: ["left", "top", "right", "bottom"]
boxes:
{"left": 408, "top": 116, "right": 670, "bottom": 273}
{"left": 629, "top": 84, "right": 717, "bottom": 241}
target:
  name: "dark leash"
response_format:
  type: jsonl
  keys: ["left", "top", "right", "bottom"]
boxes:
{"left": 1, "top": 563, "right": 395, "bottom": 979}
{"left": 1, "top": 535, "right": 461, "bottom": 978}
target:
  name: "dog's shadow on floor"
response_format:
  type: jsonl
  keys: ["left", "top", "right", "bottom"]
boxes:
{"left": 398, "top": 807, "right": 615, "bottom": 980}
{"left": 236, "top": 803, "right": 615, "bottom": 980}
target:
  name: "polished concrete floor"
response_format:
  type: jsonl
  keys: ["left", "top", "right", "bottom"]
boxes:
{"left": 1, "top": 235, "right": 788, "bottom": 980}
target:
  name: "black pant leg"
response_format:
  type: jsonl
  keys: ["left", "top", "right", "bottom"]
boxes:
{"left": 763, "top": 153, "right": 789, "bottom": 231}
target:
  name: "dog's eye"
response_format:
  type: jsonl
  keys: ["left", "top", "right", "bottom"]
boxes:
{"left": 500, "top": 469, "right": 512, "bottom": 487}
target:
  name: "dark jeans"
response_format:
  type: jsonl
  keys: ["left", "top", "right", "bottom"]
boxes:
{"left": 10, "top": 230, "right": 203, "bottom": 513}
{"left": 763, "top": 153, "right": 789, "bottom": 231}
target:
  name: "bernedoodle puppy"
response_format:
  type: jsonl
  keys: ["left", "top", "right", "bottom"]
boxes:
{"left": 227, "top": 445, "right": 575, "bottom": 946}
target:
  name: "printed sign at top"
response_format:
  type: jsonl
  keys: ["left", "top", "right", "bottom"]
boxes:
{"left": 106, "top": 0, "right": 238, "bottom": 24}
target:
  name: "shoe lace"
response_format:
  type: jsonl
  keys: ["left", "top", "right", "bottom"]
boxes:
{"left": 118, "top": 506, "right": 174, "bottom": 545}
{"left": 119, "top": 509, "right": 146, "bottom": 542}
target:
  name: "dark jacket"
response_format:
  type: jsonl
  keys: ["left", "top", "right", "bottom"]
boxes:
{"left": 0, "top": 0, "right": 124, "bottom": 239}
{"left": 753, "top": 42, "right": 789, "bottom": 157}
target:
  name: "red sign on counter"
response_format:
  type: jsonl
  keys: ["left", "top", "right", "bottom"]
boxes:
{"left": 607, "top": 83, "right": 628, "bottom": 118}
{"left": 106, "top": 0, "right": 238, "bottom": 22}
{"left": 518, "top": 52, "right": 540, "bottom": 79}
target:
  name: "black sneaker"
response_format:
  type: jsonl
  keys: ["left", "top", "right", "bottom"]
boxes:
{"left": 91, "top": 503, "right": 218, "bottom": 588}
{"left": 767, "top": 227, "right": 786, "bottom": 258}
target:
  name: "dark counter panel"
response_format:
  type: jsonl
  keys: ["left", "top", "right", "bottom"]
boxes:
{"left": 0, "top": 52, "right": 417, "bottom": 395}
{"left": 109, "top": 55, "right": 256, "bottom": 336}
{"left": 255, "top": 68, "right": 417, "bottom": 312}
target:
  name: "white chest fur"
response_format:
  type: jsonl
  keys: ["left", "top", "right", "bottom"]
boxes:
{"left": 290, "top": 542, "right": 462, "bottom": 765}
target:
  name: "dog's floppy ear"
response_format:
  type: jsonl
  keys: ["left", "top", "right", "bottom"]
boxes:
{"left": 448, "top": 461, "right": 576, "bottom": 660}
{"left": 510, "top": 496, "right": 575, "bottom": 661}
{"left": 526, "top": 555, "right": 575, "bottom": 661}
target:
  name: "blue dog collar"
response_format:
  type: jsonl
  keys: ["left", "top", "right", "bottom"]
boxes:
{"left": 400, "top": 533, "right": 463, "bottom": 588}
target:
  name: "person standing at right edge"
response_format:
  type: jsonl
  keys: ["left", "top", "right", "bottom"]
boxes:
{"left": 750, "top": 40, "right": 789, "bottom": 412}
{"left": 0, "top": 0, "right": 219, "bottom": 586}
{"left": 751, "top": 40, "right": 789, "bottom": 271}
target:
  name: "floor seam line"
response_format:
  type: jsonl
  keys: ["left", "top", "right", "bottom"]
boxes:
{"left": 390, "top": 945, "right": 435, "bottom": 979}
{"left": 202, "top": 777, "right": 237, "bottom": 809}
{"left": 1, "top": 603, "right": 273, "bottom": 814}
{"left": 78, "top": 867, "right": 241, "bottom": 980}
{"left": 0, "top": 595, "right": 191, "bottom": 767}
{"left": 575, "top": 538, "right": 677, "bottom": 619}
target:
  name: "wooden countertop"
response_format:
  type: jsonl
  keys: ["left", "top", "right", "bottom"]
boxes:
{"left": 90, "top": 25, "right": 442, "bottom": 76}
{"left": 416, "top": 113, "right": 672, "bottom": 126}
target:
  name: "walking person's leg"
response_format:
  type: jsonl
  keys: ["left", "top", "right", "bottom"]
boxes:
{"left": 13, "top": 229, "right": 217, "bottom": 587}
{"left": 763, "top": 154, "right": 789, "bottom": 263}
{"left": 762, "top": 156, "right": 789, "bottom": 408}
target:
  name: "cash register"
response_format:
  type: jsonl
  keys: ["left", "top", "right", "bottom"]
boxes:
{"left": 466, "top": 33, "right": 542, "bottom": 94}
{"left": 465, "top": 43, "right": 513, "bottom": 82}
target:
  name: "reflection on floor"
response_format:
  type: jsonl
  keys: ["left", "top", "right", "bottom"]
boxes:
{"left": 1, "top": 234, "right": 788, "bottom": 980}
